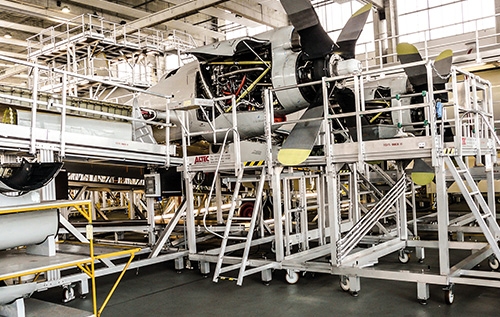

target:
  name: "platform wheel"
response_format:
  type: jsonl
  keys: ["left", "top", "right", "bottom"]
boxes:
{"left": 285, "top": 270, "right": 299, "bottom": 284}
{"left": 339, "top": 276, "right": 350, "bottom": 292}
{"left": 444, "top": 285, "right": 455, "bottom": 305}
{"left": 398, "top": 250, "right": 410, "bottom": 264}
{"left": 62, "top": 285, "right": 75, "bottom": 303}
{"left": 488, "top": 256, "right": 500, "bottom": 270}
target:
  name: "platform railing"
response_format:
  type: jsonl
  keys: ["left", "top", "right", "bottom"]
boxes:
{"left": 0, "top": 200, "right": 140, "bottom": 317}
{"left": 356, "top": 12, "right": 500, "bottom": 71}
{"left": 0, "top": 55, "right": 175, "bottom": 164}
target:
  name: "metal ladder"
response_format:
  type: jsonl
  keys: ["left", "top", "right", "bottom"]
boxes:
{"left": 444, "top": 156, "right": 500, "bottom": 259}
{"left": 337, "top": 175, "right": 407, "bottom": 262}
{"left": 212, "top": 166, "right": 268, "bottom": 286}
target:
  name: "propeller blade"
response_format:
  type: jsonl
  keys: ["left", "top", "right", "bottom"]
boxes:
{"left": 278, "top": 106, "right": 323, "bottom": 166}
{"left": 396, "top": 42, "right": 427, "bottom": 88}
{"left": 411, "top": 158, "right": 434, "bottom": 185}
{"left": 335, "top": 3, "right": 373, "bottom": 59}
{"left": 433, "top": 49, "right": 453, "bottom": 85}
{"left": 280, "top": 0, "right": 334, "bottom": 60}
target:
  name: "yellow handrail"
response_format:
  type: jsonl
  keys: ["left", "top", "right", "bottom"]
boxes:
{"left": 0, "top": 199, "right": 140, "bottom": 316}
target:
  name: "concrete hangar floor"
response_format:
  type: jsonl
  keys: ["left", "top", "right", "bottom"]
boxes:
{"left": 32, "top": 249, "right": 500, "bottom": 317}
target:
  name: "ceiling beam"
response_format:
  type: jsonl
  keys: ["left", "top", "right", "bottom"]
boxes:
{"left": 0, "top": 0, "right": 70, "bottom": 24}
{"left": 0, "top": 51, "right": 27, "bottom": 59}
{"left": 0, "top": 64, "right": 29, "bottom": 81}
{"left": 165, "top": 0, "right": 262, "bottom": 28}
{"left": 0, "top": 20, "right": 45, "bottom": 34}
{"left": 220, "top": 0, "right": 288, "bottom": 28}
{"left": 0, "top": 37, "right": 29, "bottom": 47}
{"left": 68, "top": 0, "right": 224, "bottom": 40}
{"left": 124, "top": 0, "right": 229, "bottom": 31}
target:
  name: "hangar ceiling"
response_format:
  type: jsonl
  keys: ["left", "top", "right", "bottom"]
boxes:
{"left": 0, "top": 0, "right": 388, "bottom": 87}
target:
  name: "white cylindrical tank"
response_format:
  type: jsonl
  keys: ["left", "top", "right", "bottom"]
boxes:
{"left": 0, "top": 209, "right": 59, "bottom": 250}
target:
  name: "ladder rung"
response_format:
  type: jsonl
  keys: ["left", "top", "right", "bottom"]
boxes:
{"left": 232, "top": 217, "right": 252, "bottom": 221}
{"left": 481, "top": 213, "right": 492, "bottom": 219}
{"left": 237, "top": 197, "right": 256, "bottom": 202}
{"left": 469, "top": 191, "right": 481, "bottom": 196}
{"left": 227, "top": 236, "right": 248, "bottom": 241}
{"left": 219, "top": 263, "right": 243, "bottom": 274}
{"left": 242, "top": 263, "right": 276, "bottom": 277}
{"left": 218, "top": 276, "right": 238, "bottom": 282}
{"left": 358, "top": 191, "right": 373, "bottom": 195}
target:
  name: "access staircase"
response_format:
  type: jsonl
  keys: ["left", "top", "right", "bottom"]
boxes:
{"left": 444, "top": 156, "right": 500, "bottom": 260}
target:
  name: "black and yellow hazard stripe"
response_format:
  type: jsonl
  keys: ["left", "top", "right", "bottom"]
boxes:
{"left": 443, "top": 148, "right": 456, "bottom": 155}
{"left": 243, "top": 160, "right": 265, "bottom": 167}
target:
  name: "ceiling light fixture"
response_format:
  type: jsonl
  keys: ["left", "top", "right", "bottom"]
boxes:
{"left": 61, "top": 5, "right": 70, "bottom": 13}
{"left": 4, "top": 32, "right": 12, "bottom": 39}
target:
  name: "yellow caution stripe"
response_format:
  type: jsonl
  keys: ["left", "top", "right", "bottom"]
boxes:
{"left": 443, "top": 148, "right": 456, "bottom": 155}
{"left": 243, "top": 160, "right": 265, "bottom": 167}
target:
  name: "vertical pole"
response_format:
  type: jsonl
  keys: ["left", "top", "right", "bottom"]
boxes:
{"left": 61, "top": 72, "right": 67, "bottom": 157}
{"left": 146, "top": 196, "right": 156, "bottom": 245}
{"left": 30, "top": 65, "right": 39, "bottom": 155}
{"left": 272, "top": 166, "right": 284, "bottom": 261}
{"left": 129, "top": 190, "right": 135, "bottom": 220}
{"left": 216, "top": 175, "right": 223, "bottom": 224}
{"left": 398, "top": 163, "right": 408, "bottom": 241}
{"left": 316, "top": 175, "right": 325, "bottom": 245}
{"left": 283, "top": 178, "right": 291, "bottom": 255}
{"left": 182, "top": 110, "right": 197, "bottom": 254}
{"left": 436, "top": 156, "right": 450, "bottom": 275}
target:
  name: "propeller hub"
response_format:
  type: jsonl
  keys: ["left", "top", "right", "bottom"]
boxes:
{"left": 329, "top": 55, "right": 362, "bottom": 77}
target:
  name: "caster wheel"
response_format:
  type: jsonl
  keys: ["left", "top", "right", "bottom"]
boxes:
{"left": 419, "top": 299, "right": 427, "bottom": 305}
{"left": 285, "top": 270, "right": 299, "bottom": 284}
{"left": 263, "top": 282, "right": 270, "bottom": 286}
{"left": 351, "top": 291, "right": 359, "bottom": 297}
{"left": 62, "top": 286, "right": 75, "bottom": 303}
{"left": 444, "top": 288, "right": 454, "bottom": 305}
{"left": 340, "top": 276, "right": 350, "bottom": 292}
{"left": 418, "top": 258, "right": 424, "bottom": 264}
{"left": 202, "top": 275, "right": 208, "bottom": 279}
{"left": 488, "top": 257, "right": 499, "bottom": 270}
{"left": 398, "top": 251, "right": 410, "bottom": 264}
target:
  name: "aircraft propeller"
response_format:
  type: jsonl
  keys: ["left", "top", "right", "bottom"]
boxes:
{"left": 278, "top": 0, "right": 372, "bottom": 166}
